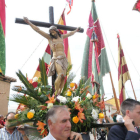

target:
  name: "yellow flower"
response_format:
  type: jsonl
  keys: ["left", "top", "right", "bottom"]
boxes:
{"left": 92, "top": 95, "right": 96, "bottom": 99}
{"left": 14, "top": 114, "right": 19, "bottom": 119}
{"left": 92, "top": 93, "right": 99, "bottom": 99}
{"left": 27, "top": 112, "right": 34, "bottom": 119}
{"left": 67, "top": 91, "right": 72, "bottom": 96}
{"left": 99, "top": 113, "right": 104, "bottom": 119}
{"left": 72, "top": 116, "right": 79, "bottom": 124}
{"left": 70, "top": 83, "right": 75, "bottom": 88}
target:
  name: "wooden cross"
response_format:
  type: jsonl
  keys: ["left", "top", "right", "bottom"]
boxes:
{"left": 15, "top": 7, "right": 84, "bottom": 92}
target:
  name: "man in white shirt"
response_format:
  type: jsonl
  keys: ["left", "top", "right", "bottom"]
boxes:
{"left": 116, "top": 114, "right": 123, "bottom": 122}
{"left": 0, "top": 112, "right": 29, "bottom": 140}
{"left": 42, "top": 105, "right": 83, "bottom": 140}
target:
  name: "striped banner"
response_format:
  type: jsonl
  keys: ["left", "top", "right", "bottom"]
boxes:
{"left": 81, "top": 1, "right": 110, "bottom": 97}
{"left": 33, "top": 9, "right": 71, "bottom": 78}
{"left": 118, "top": 34, "right": 130, "bottom": 105}
{"left": 0, "top": 0, "right": 6, "bottom": 75}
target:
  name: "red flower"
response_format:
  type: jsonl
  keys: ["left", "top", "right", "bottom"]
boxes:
{"left": 37, "top": 121, "right": 46, "bottom": 131}
{"left": 32, "top": 82, "right": 38, "bottom": 88}
{"left": 75, "top": 101, "right": 81, "bottom": 111}
{"left": 36, "top": 121, "right": 48, "bottom": 137}
{"left": 96, "top": 101, "right": 105, "bottom": 111}
{"left": 45, "top": 94, "right": 55, "bottom": 104}
{"left": 78, "top": 112, "right": 86, "bottom": 123}
{"left": 40, "top": 129, "right": 48, "bottom": 137}
{"left": 39, "top": 105, "right": 47, "bottom": 110}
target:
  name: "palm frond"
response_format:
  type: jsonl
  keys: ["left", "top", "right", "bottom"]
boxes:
{"left": 39, "top": 58, "right": 48, "bottom": 92}
{"left": 10, "top": 94, "right": 40, "bottom": 108}
{"left": 16, "top": 70, "right": 34, "bottom": 90}
{"left": 16, "top": 70, "right": 39, "bottom": 98}
{"left": 9, "top": 119, "right": 35, "bottom": 127}
{"left": 75, "top": 78, "right": 84, "bottom": 96}
{"left": 66, "top": 63, "right": 72, "bottom": 75}
{"left": 61, "top": 72, "right": 76, "bottom": 95}
{"left": 12, "top": 87, "right": 46, "bottom": 104}
{"left": 83, "top": 77, "right": 91, "bottom": 88}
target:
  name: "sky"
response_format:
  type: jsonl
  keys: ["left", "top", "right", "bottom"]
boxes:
{"left": 4, "top": 0, "right": 140, "bottom": 112}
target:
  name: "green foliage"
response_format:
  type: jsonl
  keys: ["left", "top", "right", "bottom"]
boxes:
{"left": 10, "top": 59, "right": 103, "bottom": 136}
{"left": 61, "top": 72, "right": 76, "bottom": 96}
{"left": 39, "top": 58, "right": 48, "bottom": 91}
{"left": 66, "top": 62, "right": 72, "bottom": 75}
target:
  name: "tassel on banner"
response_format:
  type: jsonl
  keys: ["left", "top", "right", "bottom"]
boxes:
{"left": 66, "top": 0, "right": 73, "bottom": 15}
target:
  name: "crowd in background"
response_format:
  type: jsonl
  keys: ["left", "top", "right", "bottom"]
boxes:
{"left": 0, "top": 115, "right": 5, "bottom": 129}
{"left": 92, "top": 110, "right": 123, "bottom": 140}
{"left": 0, "top": 109, "right": 124, "bottom": 140}
{"left": 1, "top": 99, "right": 140, "bottom": 140}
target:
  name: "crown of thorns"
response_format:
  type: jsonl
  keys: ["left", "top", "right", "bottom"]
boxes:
{"left": 49, "top": 26, "right": 59, "bottom": 33}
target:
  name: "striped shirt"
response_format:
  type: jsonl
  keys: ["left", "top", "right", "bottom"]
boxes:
{"left": 0, "top": 127, "right": 23, "bottom": 140}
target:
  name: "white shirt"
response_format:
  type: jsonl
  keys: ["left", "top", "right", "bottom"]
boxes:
{"left": 41, "top": 132, "right": 56, "bottom": 140}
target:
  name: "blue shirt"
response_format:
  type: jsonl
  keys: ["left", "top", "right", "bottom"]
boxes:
{"left": 0, "top": 127, "right": 23, "bottom": 140}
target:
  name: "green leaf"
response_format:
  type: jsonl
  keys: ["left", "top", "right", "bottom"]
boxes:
{"left": 16, "top": 70, "right": 35, "bottom": 93}
{"left": 61, "top": 72, "right": 76, "bottom": 95}
{"left": 84, "top": 77, "right": 91, "bottom": 88}
{"left": 39, "top": 58, "right": 48, "bottom": 91}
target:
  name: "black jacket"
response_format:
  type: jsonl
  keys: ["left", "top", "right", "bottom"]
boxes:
{"left": 108, "top": 125, "right": 140, "bottom": 140}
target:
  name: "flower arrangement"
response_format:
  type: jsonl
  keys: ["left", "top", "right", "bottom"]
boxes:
{"left": 10, "top": 59, "right": 105, "bottom": 138}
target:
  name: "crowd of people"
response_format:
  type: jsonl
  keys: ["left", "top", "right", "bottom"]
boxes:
{"left": 92, "top": 110, "right": 123, "bottom": 140}
{"left": 0, "top": 115, "right": 5, "bottom": 129}
{"left": 0, "top": 98, "right": 140, "bottom": 140}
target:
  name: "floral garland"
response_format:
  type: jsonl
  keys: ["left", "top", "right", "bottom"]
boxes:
{"left": 11, "top": 60, "right": 105, "bottom": 138}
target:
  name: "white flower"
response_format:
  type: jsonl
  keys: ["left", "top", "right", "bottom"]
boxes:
{"left": 47, "top": 103, "right": 53, "bottom": 109}
{"left": 57, "top": 96, "right": 67, "bottom": 104}
{"left": 33, "top": 77, "right": 38, "bottom": 82}
{"left": 91, "top": 109, "right": 98, "bottom": 119}
{"left": 38, "top": 88, "right": 41, "bottom": 93}
{"left": 71, "top": 96, "right": 80, "bottom": 102}
{"left": 86, "top": 93, "right": 92, "bottom": 99}
{"left": 29, "top": 109, "right": 35, "bottom": 114}
{"left": 17, "top": 110, "right": 21, "bottom": 114}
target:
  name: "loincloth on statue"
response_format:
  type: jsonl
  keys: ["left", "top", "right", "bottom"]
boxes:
{"left": 47, "top": 55, "right": 68, "bottom": 77}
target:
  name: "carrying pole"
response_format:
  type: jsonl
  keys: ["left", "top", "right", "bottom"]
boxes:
{"left": 109, "top": 72, "right": 120, "bottom": 111}
{"left": 130, "top": 79, "right": 137, "bottom": 100}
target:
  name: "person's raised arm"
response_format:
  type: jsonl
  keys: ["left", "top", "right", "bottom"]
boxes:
{"left": 111, "top": 110, "right": 120, "bottom": 118}
{"left": 17, "top": 125, "right": 29, "bottom": 140}
{"left": 105, "top": 115, "right": 114, "bottom": 123}
{"left": 63, "top": 27, "right": 80, "bottom": 39}
{"left": 23, "top": 17, "right": 51, "bottom": 40}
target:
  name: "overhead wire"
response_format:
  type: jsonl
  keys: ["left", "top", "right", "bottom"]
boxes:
{"left": 96, "top": 5, "right": 130, "bottom": 97}
{"left": 20, "top": 38, "right": 44, "bottom": 70}
{"left": 123, "top": 47, "right": 140, "bottom": 80}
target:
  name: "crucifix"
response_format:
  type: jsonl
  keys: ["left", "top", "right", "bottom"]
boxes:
{"left": 15, "top": 7, "right": 84, "bottom": 94}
